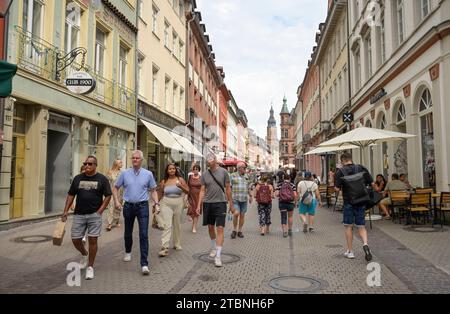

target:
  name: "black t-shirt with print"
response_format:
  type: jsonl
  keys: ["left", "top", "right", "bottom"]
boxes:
{"left": 68, "top": 173, "right": 112, "bottom": 215}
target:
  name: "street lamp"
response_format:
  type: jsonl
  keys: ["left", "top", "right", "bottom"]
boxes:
{"left": 0, "top": 0, "right": 13, "bottom": 18}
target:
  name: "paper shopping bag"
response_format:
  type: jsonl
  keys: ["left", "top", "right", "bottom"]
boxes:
{"left": 53, "top": 220, "right": 66, "bottom": 246}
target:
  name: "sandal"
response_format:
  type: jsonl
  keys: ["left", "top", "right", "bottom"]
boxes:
{"left": 158, "top": 248, "right": 169, "bottom": 257}
{"left": 106, "top": 225, "right": 112, "bottom": 232}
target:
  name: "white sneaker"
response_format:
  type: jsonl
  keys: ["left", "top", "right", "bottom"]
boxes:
{"left": 85, "top": 266, "right": 94, "bottom": 280}
{"left": 79, "top": 255, "right": 88, "bottom": 270}
{"left": 142, "top": 266, "right": 150, "bottom": 275}
{"left": 123, "top": 253, "right": 132, "bottom": 262}
{"left": 344, "top": 251, "right": 355, "bottom": 259}
{"left": 82, "top": 235, "right": 87, "bottom": 244}
{"left": 214, "top": 256, "right": 223, "bottom": 267}
{"left": 209, "top": 249, "right": 217, "bottom": 258}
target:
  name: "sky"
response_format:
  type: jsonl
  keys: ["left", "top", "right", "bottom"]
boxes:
{"left": 196, "top": 0, "right": 328, "bottom": 139}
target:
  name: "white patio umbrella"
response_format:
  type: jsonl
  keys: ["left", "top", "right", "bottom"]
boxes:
{"left": 304, "top": 144, "right": 359, "bottom": 156}
{"left": 317, "top": 127, "right": 416, "bottom": 164}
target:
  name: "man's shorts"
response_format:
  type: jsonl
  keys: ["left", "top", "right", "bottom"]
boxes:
{"left": 343, "top": 203, "right": 366, "bottom": 227}
{"left": 299, "top": 199, "right": 317, "bottom": 215}
{"left": 203, "top": 202, "right": 227, "bottom": 227}
{"left": 279, "top": 202, "right": 295, "bottom": 212}
{"left": 233, "top": 200, "right": 248, "bottom": 214}
{"left": 380, "top": 197, "right": 391, "bottom": 206}
{"left": 71, "top": 212, "right": 102, "bottom": 239}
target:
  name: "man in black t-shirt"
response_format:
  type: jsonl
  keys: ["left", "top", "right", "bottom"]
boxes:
{"left": 335, "top": 153, "right": 375, "bottom": 262}
{"left": 62, "top": 156, "right": 112, "bottom": 280}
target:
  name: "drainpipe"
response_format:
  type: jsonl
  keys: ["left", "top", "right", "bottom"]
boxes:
{"left": 134, "top": 2, "right": 140, "bottom": 151}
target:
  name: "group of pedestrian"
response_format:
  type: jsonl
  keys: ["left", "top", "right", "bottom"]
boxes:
{"left": 62, "top": 149, "right": 381, "bottom": 281}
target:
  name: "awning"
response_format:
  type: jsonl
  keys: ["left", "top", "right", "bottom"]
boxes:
{"left": 140, "top": 119, "right": 203, "bottom": 157}
{"left": 0, "top": 61, "right": 18, "bottom": 98}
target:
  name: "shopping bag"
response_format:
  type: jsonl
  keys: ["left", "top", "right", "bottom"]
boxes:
{"left": 53, "top": 220, "right": 66, "bottom": 246}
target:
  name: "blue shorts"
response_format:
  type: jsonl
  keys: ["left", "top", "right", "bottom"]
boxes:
{"left": 233, "top": 200, "right": 248, "bottom": 214}
{"left": 299, "top": 199, "right": 317, "bottom": 215}
{"left": 343, "top": 203, "right": 366, "bottom": 227}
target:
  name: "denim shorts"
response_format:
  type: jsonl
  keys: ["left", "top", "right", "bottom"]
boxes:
{"left": 233, "top": 200, "right": 248, "bottom": 214}
{"left": 299, "top": 199, "right": 317, "bottom": 215}
{"left": 279, "top": 202, "right": 294, "bottom": 212}
{"left": 343, "top": 204, "right": 366, "bottom": 227}
{"left": 71, "top": 212, "right": 102, "bottom": 239}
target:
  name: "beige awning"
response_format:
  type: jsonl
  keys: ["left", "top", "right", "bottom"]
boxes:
{"left": 140, "top": 119, "right": 203, "bottom": 157}
{"left": 304, "top": 145, "right": 359, "bottom": 156}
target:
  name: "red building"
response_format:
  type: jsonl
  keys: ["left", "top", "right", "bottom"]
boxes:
{"left": 186, "top": 7, "right": 222, "bottom": 156}
{"left": 279, "top": 97, "right": 296, "bottom": 166}
{"left": 217, "top": 67, "right": 230, "bottom": 155}
{"left": 300, "top": 60, "right": 322, "bottom": 179}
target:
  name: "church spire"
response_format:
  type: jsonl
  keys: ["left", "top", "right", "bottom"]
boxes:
{"left": 280, "top": 96, "right": 289, "bottom": 114}
{"left": 268, "top": 105, "right": 276, "bottom": 127}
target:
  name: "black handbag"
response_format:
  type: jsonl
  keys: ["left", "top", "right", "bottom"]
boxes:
{"left": 365, "top": 188, "right": 383, "bottom": 210}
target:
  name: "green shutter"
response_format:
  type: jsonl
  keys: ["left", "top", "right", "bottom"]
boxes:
{"left": 0, "top": 60, "right": 18, "bottom": 98}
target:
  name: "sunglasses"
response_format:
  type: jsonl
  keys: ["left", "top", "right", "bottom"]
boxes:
{"left": 83, "top": 162, "right": 97, "bottom": 166}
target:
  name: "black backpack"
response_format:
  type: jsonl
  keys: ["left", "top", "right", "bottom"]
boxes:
{"left": 340, "top": 165, "right": 371, "bottom": 206}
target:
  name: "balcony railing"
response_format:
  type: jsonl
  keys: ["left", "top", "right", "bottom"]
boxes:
{"left": 14, "top": 26, "right": 136, "bottom": 116}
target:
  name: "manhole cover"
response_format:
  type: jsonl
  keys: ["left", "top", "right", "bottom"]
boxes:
{"left": 12, "top": 235, "right": 53, "bottom": 243}
{"left": 326, "top": 244, "right": 343, "bottom": 249}
{"left": 194, "top": 252, "right": 241, "bottom": 264}
{"left": 198, "top": 274, "right": 219, "bottom": 282}
{"left": 404, "top": 226, "right": 443, "bottom": 233}
{"left": 269, "top": 275, "right": 327, "bottom": 293}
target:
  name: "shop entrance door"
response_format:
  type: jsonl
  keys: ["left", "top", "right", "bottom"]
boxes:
{"left": 10, "top": 136, "right": 25, "bottom": 219}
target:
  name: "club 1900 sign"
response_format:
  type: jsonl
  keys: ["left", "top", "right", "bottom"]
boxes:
{"left": 65, "top": 72, "right": 96, "bottom": 95}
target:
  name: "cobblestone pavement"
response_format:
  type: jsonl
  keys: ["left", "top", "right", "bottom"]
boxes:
{"left": 0, "top": 201, "right": 449, "bottom": 294}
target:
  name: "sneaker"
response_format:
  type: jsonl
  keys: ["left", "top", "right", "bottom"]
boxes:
{"left": 79, "top": 255, "right": 88, "bottom": 270}
{"left": 214, "top": 256, "right": 223, "bottom": 267}
{"left": 303, "top": 224, "right": 308, "bottom": 233}
{"left": 123, "top": 253, "right": 132, "bottom": 262}
{"left": 288, "top": 230, "right": 293, "bottom": 237}
{"left": 283, "top": 231, "right": 288, "bottom": 238}
{"left": 82, "top": 235, "right": 87, "bottom": 244}
{"left": 344, "top": 251, "right": 355, "bottom": 259}
{"left": 85, "top": 266, "right": 94, "bottom": 280}
{"left": 309, "top": 227, "right": 315, "bottom": 233}
{"left": 363, "top": 245, "right": 373, "bottom": 262}
{"left": 141, "top": 266, "right": 150, "bottom": 275}
{"left": 237, "top": 232, "right": 244, "bottom": 238}
{"left": 231, "top": 231, "right": 237, "bottom": 239}
{"left": 173, "top": 246, "right": 183, "bottom": 251}
{"left": 158, "top": 248, "right": 169, "bottom": 257}
{"left": 209, "top": 249, "right": 217, "bottom": 258}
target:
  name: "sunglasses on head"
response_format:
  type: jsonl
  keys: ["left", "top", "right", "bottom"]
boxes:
{"left": 83, "top": 162, "right": 96, "bottom": 166}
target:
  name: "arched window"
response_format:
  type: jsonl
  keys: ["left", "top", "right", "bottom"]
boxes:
{"left": 380, "top": 114, "right": 387, "bottom": 130}
{"left": 396, "top": 103, "right": 406, "bottom": 124}
{"left": 419, "top": 89, "right": 432, "bottom": 112}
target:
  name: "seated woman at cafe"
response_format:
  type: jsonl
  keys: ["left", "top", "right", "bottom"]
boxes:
{"left": 375, "top": 174, "right": 387, "bottom": 193}
{"left": 378, "top": 173, "right": 407, "bottom": 220}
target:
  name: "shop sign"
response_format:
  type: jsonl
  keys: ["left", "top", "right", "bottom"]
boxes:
{"left": 370, "top": 88, "right": 387, "bottom": 104}
{"left": 65, "top": 72, "right": 96, "bottom": 95}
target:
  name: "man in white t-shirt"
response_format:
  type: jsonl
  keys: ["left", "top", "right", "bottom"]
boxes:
{"left": 297, "top": 172, "right": 322, "bottom": 233}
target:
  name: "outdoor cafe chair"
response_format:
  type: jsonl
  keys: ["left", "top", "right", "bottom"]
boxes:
{"left": 389, "top": 190, "right": 409, "bottom": 224}
{"left": 407, "top": 193, "right": 432, "bottom": 226}
{"left": 326, "top": 186, "right": 336, "bottom": 208}
{"left": 415, "top": 188, "right": 434, "bottom": 194}
{"left": 438, "top": 192, "right": 450, "bottom": 229}
{"left": 319, "top": 184, "right": 327, "bottom": 202}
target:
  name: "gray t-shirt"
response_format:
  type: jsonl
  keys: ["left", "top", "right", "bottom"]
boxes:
{"left": 200, "top": 167, "right": 230, "bottom": 203}
{"left": 385, "top": 180, "right": 407, "bottom": 191}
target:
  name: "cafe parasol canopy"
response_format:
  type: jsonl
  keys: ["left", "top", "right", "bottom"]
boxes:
{"left": 304, "top": 144, "right": 359, "bottom": 156}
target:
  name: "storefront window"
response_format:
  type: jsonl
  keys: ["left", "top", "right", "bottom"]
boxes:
{"left": 88, "top": 123, "right": 99, "bottom": 156}
{"left": 419, "top": 89, "right": 435, "bottom": 189}
{"left": 109, "top": 128, "right": 127, "bottom": 169}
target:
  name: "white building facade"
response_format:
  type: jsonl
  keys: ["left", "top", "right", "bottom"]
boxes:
{"left": 349, "top": 0, "right": 450, "bottom": 192}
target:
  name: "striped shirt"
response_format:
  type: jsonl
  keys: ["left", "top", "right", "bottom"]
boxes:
{"left": 230, "top": 172, "right": 251, "bottom": 202}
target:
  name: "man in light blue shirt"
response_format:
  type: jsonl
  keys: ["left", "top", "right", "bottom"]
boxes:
{"left": 113, "top": 150, "right": 159, "bottom": 275}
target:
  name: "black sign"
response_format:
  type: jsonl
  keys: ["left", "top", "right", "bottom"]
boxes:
{"left": 370, "top": 88, "right": 387, "bottom": 104}
{"left": 343, "top": 113, "right": 354, "bottom": 123}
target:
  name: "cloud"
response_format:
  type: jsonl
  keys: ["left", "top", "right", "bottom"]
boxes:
{"left": 196, "top": 0, "right": 328, "bottom": 138}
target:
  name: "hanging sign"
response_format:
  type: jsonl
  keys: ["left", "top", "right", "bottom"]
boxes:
{"left": 65, "top": 72, "right": 96, "bottom": 95}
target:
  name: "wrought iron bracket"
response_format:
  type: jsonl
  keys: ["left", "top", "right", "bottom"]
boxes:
{"left": 55, "top": 47, "right": 87, "bottom": 81}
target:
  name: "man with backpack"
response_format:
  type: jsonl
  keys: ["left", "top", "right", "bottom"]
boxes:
{"left": 255, "top": 175, "right": 274, "bottom": 236}
{"left": 335, "top": 153, "right": 376, "bottom": 262}
{"left": 276, "top": 174, "right": 298, "bottom": 237}
{"left": 298, "top": 172, "right": 322, "bottom": 233}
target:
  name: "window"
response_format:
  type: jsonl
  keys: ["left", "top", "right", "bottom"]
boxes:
{"left": 179, "top": 40, "right": 184, "bottom": 63}
{"left": 23, "top": 0, "right": 44, "bottom": 36}
{"left": 65, "top": 1, "right": 80, "bottom": 54}
{"left": 178, "top": 0, "right": 184, "bottom": 17}
{"left": 420, "top": 0, "right": 430, "bottom": 20}
{"left": 354, "top": 46, "right": 361, "bottom": 91}
{"left": 380, "top": 14, "right": 386, "bottom": 64}
{"left": 365, "top": 32, "right": 373, "bottom": 78}
{"left": 179, "top": 88, "right": 185, "bottom": 117}
{"left": 164, "top": 21, "right": 170, "bottom": 48}
{"left": 152, "top": 65, "right": 159, "bottom": 104}
{"left": 172, "top": 31, "right": 178, "bottom": 58}
{"left": 397, "top": 103, "right": 406, "bottom": 123}
{"left": 419, "top": 88, "right": 433, "bottom": 112}
{"left": 137, "top": 54, "right": 144, "bottom": 95}
{"left": 152, "top": 5, "right": 159, "bottom": 34}
{"left": 396, "top": 0, "right": 405, "bottom": 45}
{"left": 119, "top": 45, "right": 128, "bottom": 86}
{"left": 172, "top": 82, "right": 178, "bottom": 114}
{"left": 95, "top": 27, "right": 106, "bottom": 75}
{"left": 165, "top": 76, "right": 171, "bottom": 110}
{"left": 88, "top": 124, "right": 99, "bottom": 156}
{"left": 138, "top": 0, "right": 143, "bottom": 18}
